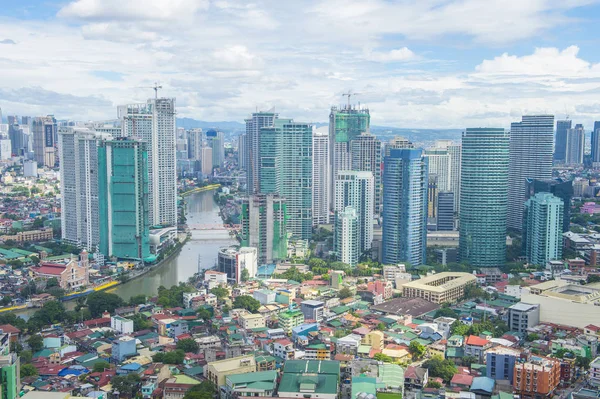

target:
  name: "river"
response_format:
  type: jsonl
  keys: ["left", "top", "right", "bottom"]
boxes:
{"left": 16, "top": 190, "right": 236, "bottom": 319}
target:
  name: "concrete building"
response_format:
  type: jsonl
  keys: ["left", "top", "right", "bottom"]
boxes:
{"left": 507, "top": 115, "right": 554, "bottom": 230}
{"left": 205, "top": 355, "right": 257, "bottom": 387}
{"left": 0, "top": 332, "right": 19, "bottom": 399}
{"left": 436, "top": 192, "right": 454, "bottom": 231}
{"left": 32, "top": 252, "right": 90, "bottom": 290}
{"left": 523, "top": 193, "right": 563, "bottom": 266}
{"left": 448, "top": 144, "right": 462, "bottom": 213}
{"left": 111, "top": 316, "right": 134, "bottom": 335}
{"left": 507, "top": 303, "right": 540, "bottom": 333}
{"left": 514, "top": 357, "right": 560, "bottom": 399}
{"left": 217, "top": 246, "right": 258, "bottom": 284}
{"left": 240, "top": 194, "right": 288, "bottom": 264}
{"left": 239, "top": 313, "right": 265, "bottom": 330}
{"left": 301, "top": 300, "right": 325, "bottom": 323}
{"left": 486, "top": 347, "right": 522, "bottom": 384}
{"left": 119, "top": 98, "right": 177, "bottom": 227}
{"left": 23, "top": 160, "right": 37, "bottom": 177}
{"left": 400, "top": 272, "right": 477, "bottom": 303}
{"left": 554, "top": 120, "right": 572, "bottom": 163}
{"left": 237, "top": 132, "right": 247, "bottom": 171}
{"left": 205, "top": 129, "right": 224, "bottom": 168}
{"left": 200, "top": 146, "right": 213, "bottom": 176}
{"left": 382, "top": 148, "right": 428, "bottom": 266}
{"left": 204, "top": 270, "right": 228, "bottom": 285}
{"left": 98, "top": 138, "right": 151, "bottom": 260}
{"left": 32, "top": 116, "right": 56, "bottom": 167}
{"left": 0, "top": 135, "right": 11, "bottom": 161}
{"left": 459, "top": 128, "right": 509, "bottom": 267}
{"left": 278, "top": 360, "right": 340, "bottom": 399}
{"left": 335, "top": 170, "right": 374, "bottom": 254}
{"left": 590, "top": 356, "right": 600, "bottom": 387}
{"left": 278, "top": 309, "right": 305, "bottom": 334}
{"left": 334, "top": 206, "right": 360, "bottom": 267}
{"left": 565, "top": 124, "right": 585, "bottom": 165}
{"left": 112, "top": 336, "right": 137, "bottom": 362}
{"left": 312, "top": 128, "right": 330, "bottom": 225}
{"left": 245, "top": 111, "right": 278, "bottom": 195}
{"left": 222, "top": 370, "right": 277, "bottom": 399}
{"left": 351, "top": 133, "right": 382, "bottom": 215}
{"left": 253, "top": 289, "right": 276, "bottom": 305}
{"left": 525, "top": 178, "right": 573, "bottom": 232}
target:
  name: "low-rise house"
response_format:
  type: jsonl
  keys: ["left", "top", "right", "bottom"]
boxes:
{"left": 404, "top": 365, "right": 428, "bottom": 389}
{"left": 465, "top": 335, "right": 491, "bottom": 362}
{"left": 221, "top": 370, "right": 277, "bottom": 399}
{"left": 204, "top": 355, "right": 257, "bottom": 387}
{"left": 273, "top": 339, "right": 294, "bottom": 360}
{"left": 337, "top": 334, "right": 362, "bottom": 356}
{"left": 239, "top": 313, "right": 265, "bottom": 330}
{"left": 278, "top": 360, "right": 340, "bottom": 399}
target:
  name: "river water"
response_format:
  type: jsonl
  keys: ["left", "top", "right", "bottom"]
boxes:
{"left": 16, "top": 190, "right": 236, "bottom": 319}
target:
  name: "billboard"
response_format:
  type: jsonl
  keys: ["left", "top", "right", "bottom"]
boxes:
{"left": 44, "top": 124, "right": 54, "bottom": 147}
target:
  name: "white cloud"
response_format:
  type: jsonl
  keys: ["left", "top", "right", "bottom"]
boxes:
{"left": 369, "top": 48, "right": 418, "bottom": 62}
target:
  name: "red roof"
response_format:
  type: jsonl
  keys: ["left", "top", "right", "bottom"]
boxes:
{"left": 66, "top": 329, "right": 94, "bottom": 340}
{"left": 84, "top": 317, "right": 111, "bottom": 327}
{"left": 585, "top": 324, "right": 600, "bottom": 332}
{"left": 0, "top": 324, "right": 21, "bottom": 334}
{"left": 451, "top": 373, "right": 474, "bottom": 386}
{"left": 466, "top": 335, "right": 489, "bottom": 347}
{"left": 275, "top": 338, "right": 292, "bottom": 346}
{"left": 34, "top": 263, "right": 66, "bottom": 275}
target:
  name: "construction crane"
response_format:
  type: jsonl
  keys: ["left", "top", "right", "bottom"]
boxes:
{"left": 342, "top": 92, "right": 360, "bottom": 108}
{"left": 136, "top": 82, "right": 163, "bottom": 99}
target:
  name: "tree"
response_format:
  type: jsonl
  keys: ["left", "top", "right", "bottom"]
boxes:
{"left": 423, "top": 356, "right": 458, "bottom": 382}
{"left": 20, "top": 350, "right": 32, "bottom": 364}
{"left": 241, "top": 269, "right": 250, "bottom": 282}
{"left": 20, "top": 363, "right": 38, "bottom": 377}
{"left": 10, "top": 341, "right": 23, "bottom": 354}
{"left": 426, "top": 381, "right": 443, "bottom": 389}
{"left": 576, "top": 356, "right": 591, "bottom": 369}
{"left": 86, "top": 291, "right": 125, "bottom": 317}
{"left": 338, "top": 287, "right": 353, "bottom": 299}
{"left": 46, "top": 277, "right": 59, "bottom": 288}
{"left": 184, "top": 381, "right": 217, "bottom": 399}
{"left": 176, "top": 338, "right": 199, "bottom": 353}
{"left": 152, "top": 349, "right": 185, "bottom": 365}
{"left": 461, "top": 356, "right": 478, "bottom": 367}
{"left": 587, "top": 275, "right": 600, "bottom": 284}
{"left": 526, "top": 333, "right": 540, "bottom": 342}
{"left": 373, "top": 353, "right": 393, "bottom": 363}
{"left": 28, "top": 334, "right": 44, "bottom": 352}
{"left": 376, "top": 323, "right": 386, "bottom": 331}
{"left": 47, "top": 286, "right": 65, "bottom": 299}
{"left": 196, "top": 307, "right": 213, "bottom": 320}
{"left": 210, "top": 287, "right": 229, "bottom": 300}
{"left": 128, "top": 295, "right": 147, "bottom": 306}
{"left": 93, "top": 361, "right": 111, "bottom": 372}
{"left": 131, "top": 314, "right": 152, "bottom": 331}
{"left": 409, "top": 341, "right": 426, "bottom": 360}
{"left": 233, "top": 295, "right": 261, "bottom": 313}
{"left": 111, "top": 374, "right": 141, "bottom": 397}
{"left": 434, "top": 306, "right": 457, "bottom": 319}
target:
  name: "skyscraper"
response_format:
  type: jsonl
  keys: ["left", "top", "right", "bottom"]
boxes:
{"left": 245, "top": 111, "right": 278, "bottom": 194}
{"left": 32, "top": 116, "right": 57, "bottom": 167}
{"left": 188, "top": 128, "right": 203, "bottom": 161}
{"left": 119, "top": 98, "right": 177, "bottom": 227}
{"left": 437, "top": 192, "right": 454, "bottom": 231}
{"left": 565, "top": 124, "right": 585, "bottom": 165}
{"left": 98, "top": 138, "right": 151, "bottom": 260}
{"left": 554, "top": 119, "right": 572, "bottom": 163}
{"left": 424, "top": 147, "right": 451, "bottom": 191}
{"left": 0, "top": 330, "right": 19, "bottom": 399}
{"left": 329, "top": 106, "right": 370, "bottom": 209}
{"left": 334, "top": 206, "right": 360, "bottom": 266}
{"left": 428, "top": 175, "right": 438, "bottom": 220}
{"left": 592, "top": 121, "right": 600, "bottom": 165}
{"left": 335, "top": 170, "right": 374, "bottom": 254}
{"left": 382, "top": 148, "right": 428, "bottom": 266}
{"left": 385, "top": 136, "right": 413, "bottom": 156}
{"left": 448, "top": 144, "right": 462, "bottom": 213}
{"left": 206, "top": 129, "right": 225, "bottom": 168}
{"left": 238, "top": 132, "right": 248, "bottom": 171}
{"left": 59, "top": 127, "right": 110, "bottom": 251}
{"left": 459, "top": 128, "right": 509, "bottom": 267}
{"left": 351, "top": 133, "right": 382, "bottom": 215}
{"left": 525, "top": 178, "right": 573, "bottom": 232}
{"left": 240, "top": 194, "right": 288, "bottom": 264}
{"left": 507, "top": 115, "right": 554, "bottom": 230}
{"left": 312, "top": 128, "right": 330, "bottom": 225}
{"left": 523, "top": 193, "right": 563, "bottom": 266}
{"left": 258, "top": 119, "right": 313, "bottom": 240}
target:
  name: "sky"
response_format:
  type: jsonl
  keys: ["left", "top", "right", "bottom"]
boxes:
{"left": 2, "top": 0, "right": 600, "bottom": 128}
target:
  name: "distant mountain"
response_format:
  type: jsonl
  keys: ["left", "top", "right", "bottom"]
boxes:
{"left": 176, "top": 117, "right": 245, "bottom": 132}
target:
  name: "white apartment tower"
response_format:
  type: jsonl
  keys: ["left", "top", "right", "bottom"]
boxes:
{"left": 312, "top": 128, "right": 330, "bottom": 225}
{"left": 334, "top": 206, "right": 360, "bottom": 267}
{"left": 119, "top": 98, "right": 177, "bottom": 227}
{"left": 59, "top": 127, "right": 110, "bottom": 250}
{"left": 335, "top": 170, "right": 374, "bottom": 254}
{"left": 351, "top": 133, "right": 382, "bottom": 215}
{"left": 448, "top": 144, "right": 462, "bottom": 214}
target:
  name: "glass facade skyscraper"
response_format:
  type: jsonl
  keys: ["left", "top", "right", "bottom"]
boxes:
{"left": 523, "top": 192, "right": 563, "bottom": 266}
{"left": 554, "top": 119, "right": 572, "bottom": 163}
{"left": 382, "top": 148, "right": 428, "bottom": 266}
{"left": 507, "top": 115, "right": 554, "bottom": 230}
{"left": 459, "top": 128, "right": 509, "bottom": 267}
{"left": 525, "top": 178, "right": 573, "bottom": 232}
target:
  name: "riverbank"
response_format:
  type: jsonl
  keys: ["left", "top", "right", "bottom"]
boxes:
{"left": 180, "top": 184, "right": 220, "bottom": 197}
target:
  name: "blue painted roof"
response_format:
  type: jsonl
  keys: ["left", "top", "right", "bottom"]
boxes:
{"left": 120, "top": 363, "right": 142, "bottom": 371}
{"left": 470, "top": 377, "right": 495, "bottom": 394}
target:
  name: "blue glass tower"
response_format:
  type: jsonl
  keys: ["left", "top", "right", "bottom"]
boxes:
{"left": 382, "top": 148, "right": 428, "bottom": 265}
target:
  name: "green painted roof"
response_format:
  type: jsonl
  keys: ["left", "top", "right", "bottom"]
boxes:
{"left": 446, "top": 347, "right": 465, "bottom": 358}
{"left": 351, "top": 376, "right": 378, "bottom": 399}
{"left": 358, "top": 345, "right": 371, "bottom": 354}
{"left": 173, "top": 374, "right": 201, "bottom": 384}
{"left": 75, "top": 353, "right": 98, "bottom": 363}
{"left": 283, "top": 360, "right": 340, "bottom": 376}
{"left": 227, "top": 370, "right": 277, "bottom": 386}
{"left": 378, "top": 364, "right": 404, "bottom": 388}
{"left": 330, "top": 306, "right": 350, "bottom": 315}
{"left": 184, "top": 366, "right": 204, "bottom": 376}
{"left": 329, "top": 320, "right": 343, "bottom": 327}
{"left": 33, "top": 349, "right": 53, "bottom": 358}
{"left": 279, "top": 373, "right": 339, "bottom": 395}
{"left": 307, "top": 343, "right": 327, "bottom": 350}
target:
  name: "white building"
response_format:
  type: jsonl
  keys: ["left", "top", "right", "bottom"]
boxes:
{"left": 335, "top": 170, "right": 374, "bottom": 253}
{"left": 590, "top": 356, "right": 600, "bottom": 387}
{"left": 23, "top": 160, "right": 38, "bottom": 177}
{"left": 312, "top": 128, "right": 330, "bottom": 225}
{"left": 204, "top": 271, "right": 228, "bottom": 285}
{"left": 111, "top": 315, "right": 134, "bottom": 335}
{"left": 239, "top": 313, "right": 265, "bottom": 330}
{"left": 59, "top": 127, "right": 110, "bottom": 250}
{"left": 334, "top": 206, "right": 359, "bottom": 267}
{"left": 424, "top": 147, "right": 451, "bottom": 191}
{"left": 505, "top": 285, "right": 523, "bottom": 299}
{"left": 351, "top": 133, "right": 382, "bottom": 215}
{"left": 0, "top": 136, "right": 11, "bottom": 160}
{"left": 448, "top": 144, "right": 462, "bottom": 213}
{"left": 119, "top": 98, "right": 177, "bottom": 227}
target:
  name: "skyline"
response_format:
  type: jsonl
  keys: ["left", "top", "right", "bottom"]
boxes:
{"left": 0, "top": 1, "right": 600, "bottom": 128}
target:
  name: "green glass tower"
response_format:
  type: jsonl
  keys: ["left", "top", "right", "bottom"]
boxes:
{"left": 240, "top": 194, "right": 288, "bottom": 264}
{"left": 459, "top": 128, "right": 509, "bottom": 267}
{"left": 0, "top": 333, "right": 19, "bottom": 399}
{"left": 98, "top": 138, "right": 151, "bottom": 261}
{"left": 259, "top": 119, "right": 312, "bottom": 240}
{"left": 523, "top": 193, "right": 563, "bottom": 266}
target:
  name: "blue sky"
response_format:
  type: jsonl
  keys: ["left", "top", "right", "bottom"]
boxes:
{"left": 1, "top": 0, "right": 600, "bottom": 128}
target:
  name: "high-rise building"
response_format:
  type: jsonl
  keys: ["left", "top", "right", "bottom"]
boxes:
{"left": 32, "top": 116, "right": 56, "bottom": 167}
{"left": 514, "top": 357, "right": 560, "bottom": 399}
{"left": 428, "top": 174, "right": 438, "bottom": 219}
{"left": 382, "top": 148, "right": 428, "bottom": 266}
{"left": 59, "top": 127, "right": 110, "bottom": 251}
{"left": 424, "top": 147, "right": 451, "bottom": 191}
{"left": 334, "top": 206, "right": 360, "bottom": 267}
{"left": 200, "top": 146, "right": 213, "bottom": 176}
{"left": 554, "top": 120, "right": 572, "bottom": 163}
{"left": 238, "top": 132, "right": 248, "bottom": 171}
{"left": 240, "top": 194, "right": 288, "bottom": 264}
{"left": 437, "top": 192, "right": 454, "bottom": 231}
{"left": 565, "top": 123, "right": 584, "bottom": 165}
{"left": 459, "top": 128, "right": 509, "bottom": 267}
{"left": 259, "top": 119, "right": 312, "bottom": 240}
{"left": 245, "top": 111, "right": 278, "bottom": 194}
{"left": 448, "top": 144, "right": 462, "bottom": 213}
{"left": 119, "top": 98, "right": 177, "bottom": 227}
{"left": 525, "top": 178, "right": 573, "bottom": 233}
{"left": 507, "top": 115, "right": 554, "bottom": 230}
{"left": 334, "top": 170, "right": 374, "bottom": 254}
{"left": 98, "top": 138, "right": 151, "bottom": 260}
{"left": 351, "top": 133, "right": 382, "bottom": 215}
{"left": 188, "top": 128, "right": 203, "bottom": 161}
{"left": 206, "top": 129, "right": 225, "bottom": 168}
{"left": 329, "top": 106, "right": 370, "bottom": 210}
{"left": 592, "top": 121, "right": 600, "bottom": 165}
{"left": 312, "top": 128, "right": 330, "bottom": 225}
{"left": 0, "top": 331, "right": 19, "bottom": 399}
{"left": 523, "top": 193, "right": 563, "bottom": 266}
{"left": 385, "top": 136, "right": 413, "bottom": 156}
{"left": 0, "top": 135, "right": 11, "bottom": 160}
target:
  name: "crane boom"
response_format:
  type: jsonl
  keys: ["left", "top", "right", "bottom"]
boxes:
{"left": 342, "top": 92, "right": 360, "bottom": 108}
